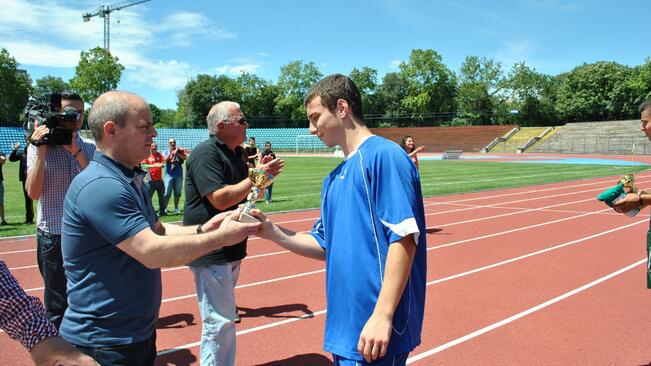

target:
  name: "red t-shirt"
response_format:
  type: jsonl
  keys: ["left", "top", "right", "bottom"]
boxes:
{"left": 143, "top": 152, "right": 165, "bottom": 181}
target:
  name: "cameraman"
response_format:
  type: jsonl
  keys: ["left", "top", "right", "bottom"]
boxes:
{"left": 163, "top": 138, "right": 187, "bottom": 214}
{"left": 25, "top": 91, "right": 96, "bottom": 329}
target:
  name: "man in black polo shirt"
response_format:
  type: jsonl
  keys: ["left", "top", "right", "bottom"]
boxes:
{"left": 183, "top": 101, "right": 284, "bottom": 365}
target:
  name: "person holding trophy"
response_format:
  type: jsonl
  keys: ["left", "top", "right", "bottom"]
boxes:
{"left": 183, "top": 101, "right": 284, "bottom": 365}
{"left": 248, "top": 74, "right": 427, "bottom": 365}
{"left": 608, "top": 98, "right": 651, "bottom": 288}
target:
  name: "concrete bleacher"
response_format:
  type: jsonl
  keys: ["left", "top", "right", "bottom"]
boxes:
{"left": 371, "top": 125, "right": 516, "bottom": 152}
{"left": 489, "top": 127, "right": 553, "bottom": 153}
{"left": 530, "top": 120, "right": 651, "bottom": 155}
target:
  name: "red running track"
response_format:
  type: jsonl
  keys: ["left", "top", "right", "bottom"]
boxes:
{"left": 2, "top": 172, "right": 651, "bottom": 365}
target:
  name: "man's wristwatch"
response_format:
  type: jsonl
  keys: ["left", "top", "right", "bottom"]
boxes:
{"left": 196, "top": 225, "right": 203, "bottom": 234}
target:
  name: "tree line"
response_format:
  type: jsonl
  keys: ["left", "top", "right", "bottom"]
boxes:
{"left": 1, "top": 47, "right": 650, "bottom": 128}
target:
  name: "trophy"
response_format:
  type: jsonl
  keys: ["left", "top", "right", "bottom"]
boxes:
{"left": 596, "top": 173, "right": 640, "bottom": 217}
{"left": 238, "top": 168, "right": 274, "bottom": 223}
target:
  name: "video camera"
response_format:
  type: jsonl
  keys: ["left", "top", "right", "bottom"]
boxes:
{"left": 23, "top": 92, "right": 79, "bottom": 146}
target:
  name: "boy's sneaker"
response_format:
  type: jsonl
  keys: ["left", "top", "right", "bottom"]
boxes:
{"left": 174, "top": 208, "right": 181, "bottom": 214}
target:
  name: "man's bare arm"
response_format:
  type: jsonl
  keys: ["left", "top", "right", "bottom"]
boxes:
{"left": 117, "top": 211, "right": 259, "bottom": 269}
{"left": 358, "top": 235, "right": 417, "bottom": 362}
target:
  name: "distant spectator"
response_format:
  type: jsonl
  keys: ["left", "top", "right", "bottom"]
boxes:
{"left": 261, "top": 141, "right": 276, "bottom": 204}
{"left": 9, "top": 142, "right": 34, "bottom": 224}
{"left": 0, "top": 151, "right": 5, "bottom": 225}
{"left": 141, "top": 142, "right": 166, "bottom": 216}
{"left": 400, "top": 136, "right": 425, "bottom": 170}
{"left": 244, "top": 136, "right": 259, "bottom": 168}
{"left": 163, "top": 138, "right": 187, "bottom": 214}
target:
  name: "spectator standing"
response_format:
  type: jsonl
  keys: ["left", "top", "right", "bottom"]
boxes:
{"left": 9, "top": 142, "right": 34, "bottom": 224}
{"left": 25, "top": 91, "right": 96, "bottom": 328}
{"left": 261, "top": 141, "right": 276, "bottom": 204}
{"left": 163, "top": 138, "right": 187, "bottom": 214}
{"left": 141, "top": 142, "right": 166, "bottom": 216}
{"left": 183, "top": 101, "right": 284, "bottom": 365}
{"left": 400, "top": 136, "right": 425, "bottom": 170}
{"left": 244, "top": 136, "right": 259, "bottom": 167}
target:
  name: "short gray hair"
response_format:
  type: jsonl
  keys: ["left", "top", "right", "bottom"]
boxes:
{"left": 88, "top": 92, "right": 133, "bottom": 142}
{"left": 206, "top": 101, "right": 240, "bottom": 134}
{"left": 639, "top": 98, "right": 651, "bottom": 114}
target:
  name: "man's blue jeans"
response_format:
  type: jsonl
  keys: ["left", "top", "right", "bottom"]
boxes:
{"left": 190, "top": 261, "right": 241, "bottom": 366}
{"left": 36, "top": 228, "right": 67, "bottom": 329}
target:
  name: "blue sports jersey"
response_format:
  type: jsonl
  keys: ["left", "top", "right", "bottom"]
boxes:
{"left": 310, "top": 135, "right": 427, "bottom": 360}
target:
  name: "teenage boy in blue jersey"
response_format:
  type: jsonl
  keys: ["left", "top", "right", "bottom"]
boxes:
{"left": 251, "top": 74, "right": 427, "bottom": 365}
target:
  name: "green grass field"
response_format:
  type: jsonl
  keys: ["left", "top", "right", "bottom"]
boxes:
{"left": 1, "top": 156, "right": 648, "bottom": 238}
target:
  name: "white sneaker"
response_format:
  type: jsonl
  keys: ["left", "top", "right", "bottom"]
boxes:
{"left": 174, "top": 208, "right": 181, "bottom": 214}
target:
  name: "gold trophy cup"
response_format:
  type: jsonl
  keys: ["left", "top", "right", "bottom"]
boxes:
{"left": 238, "top": 168, "right": 274, "bottom": 223}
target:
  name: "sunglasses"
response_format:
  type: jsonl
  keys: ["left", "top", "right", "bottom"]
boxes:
{"left": 223, "top": 117, "right": 248, "bottom": 126}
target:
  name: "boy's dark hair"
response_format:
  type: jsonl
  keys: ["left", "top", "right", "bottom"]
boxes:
{"left": 639, "top": 98, "right": 651, "bottom": 114}
{"left": 304, "top": 74, "right": 364, "bottom": 122}
{"left": 61, "top": 91, "right": 83, "bottom": 102}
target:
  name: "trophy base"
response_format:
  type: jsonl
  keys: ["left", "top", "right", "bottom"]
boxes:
{"left": 238, "top": 211, "right": 260, "bottom": 223}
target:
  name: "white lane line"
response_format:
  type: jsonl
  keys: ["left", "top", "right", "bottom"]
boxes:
{"left": 428, "top": 207, "right": 615, "bottom": 251}
{"left": 406, "top": 259, "right": 647, "bottom": 364}
{"left": 156, "top": 310, "right": 329, "bottom": 356}
{"left": 428, "top": 220, "right": 647, "bottom": 285}
{"left": 17, "top": 206, "right": 624, "bottom": 292}
{"left": 423, "top": 174, "right": 651, "bottom": 205}
{"left": 154, "top": 221, "right": 646, "bottom": 356}
{"left": 3, "top": 175, "right": 648, "bottom": 257}
{"left": 161, "top": 269, "right": 326, "bottom": 304}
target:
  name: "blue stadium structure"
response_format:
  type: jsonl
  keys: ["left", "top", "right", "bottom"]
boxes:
{"left": 0, "top": 127, "right": 329, "bottom": 154}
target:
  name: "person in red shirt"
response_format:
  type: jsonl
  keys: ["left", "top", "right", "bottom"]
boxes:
{"left": 141, "top": 142, "right": 166, "bottom": 216}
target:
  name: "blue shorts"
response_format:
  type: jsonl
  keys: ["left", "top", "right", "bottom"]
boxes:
{"left": 333, "top": 353, "right": 409, "bottom": 366}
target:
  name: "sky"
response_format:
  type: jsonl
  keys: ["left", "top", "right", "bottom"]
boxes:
{"left": 1, "top": 0, "right": 648, "bottom": 110}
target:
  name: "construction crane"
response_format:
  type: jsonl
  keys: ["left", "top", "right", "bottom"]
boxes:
{"left": 82, "top": 0, "right": 151, "bottom": 52}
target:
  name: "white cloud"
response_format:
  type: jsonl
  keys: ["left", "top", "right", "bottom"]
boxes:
{"left": 0, "top": 1, "right": 237, "bottom": 93}
{"left": 494, "top": 40, "right": 535, "bottom": 69}
{"left": 3, "top": 41, "right": 80, "bottom": 68}
{"left": 127, "top": 59, "right": 194, "bottom": 91}
{"left": 156, "top": 12, "right": 235, "bottom": 48}
{"left": 389, "top": 60, "right": 403, "bottom": 69}
{"left": 215, "top": 63, "right": 262, "bottom": 76}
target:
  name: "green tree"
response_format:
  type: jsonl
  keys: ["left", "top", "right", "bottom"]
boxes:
{"left": 507, "top": 62, "right": 558, "bottom": 126}
{"left": 627, "top": 58, "right": 651, "bottom": 110}
{"left": 399, "top": 49, "right": 457, "bottom": 117}
{"left": 457, "top": 56, "right": 507, "bottom": 124}
{"left": 274, "top": 60, "right": 323, "bottom": 123}
{"left": 149, "top": 103, "right": 176, "bottom": 127}
{"left": 374, "top": 72, "right": 409, "bottom": 126}
{"left": 237, "top": 73, "right": 279, "bottom": 122}
{"left": 349, "top": 66, "right": 379, "bottom": 117}
{"left": 33, "top": 76, "right": 70, "bottom": 105}
{"left": 69, "top": 47, "right": 124, "bottom": 103}
{"left": 175, "top": 74, "right": 241, "bottom": 128}
{"left": 0, "top": 49, "right": 32, "bottom": 124}
{"left": 555, "top": 61, "right": 635, "bottom": 122}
